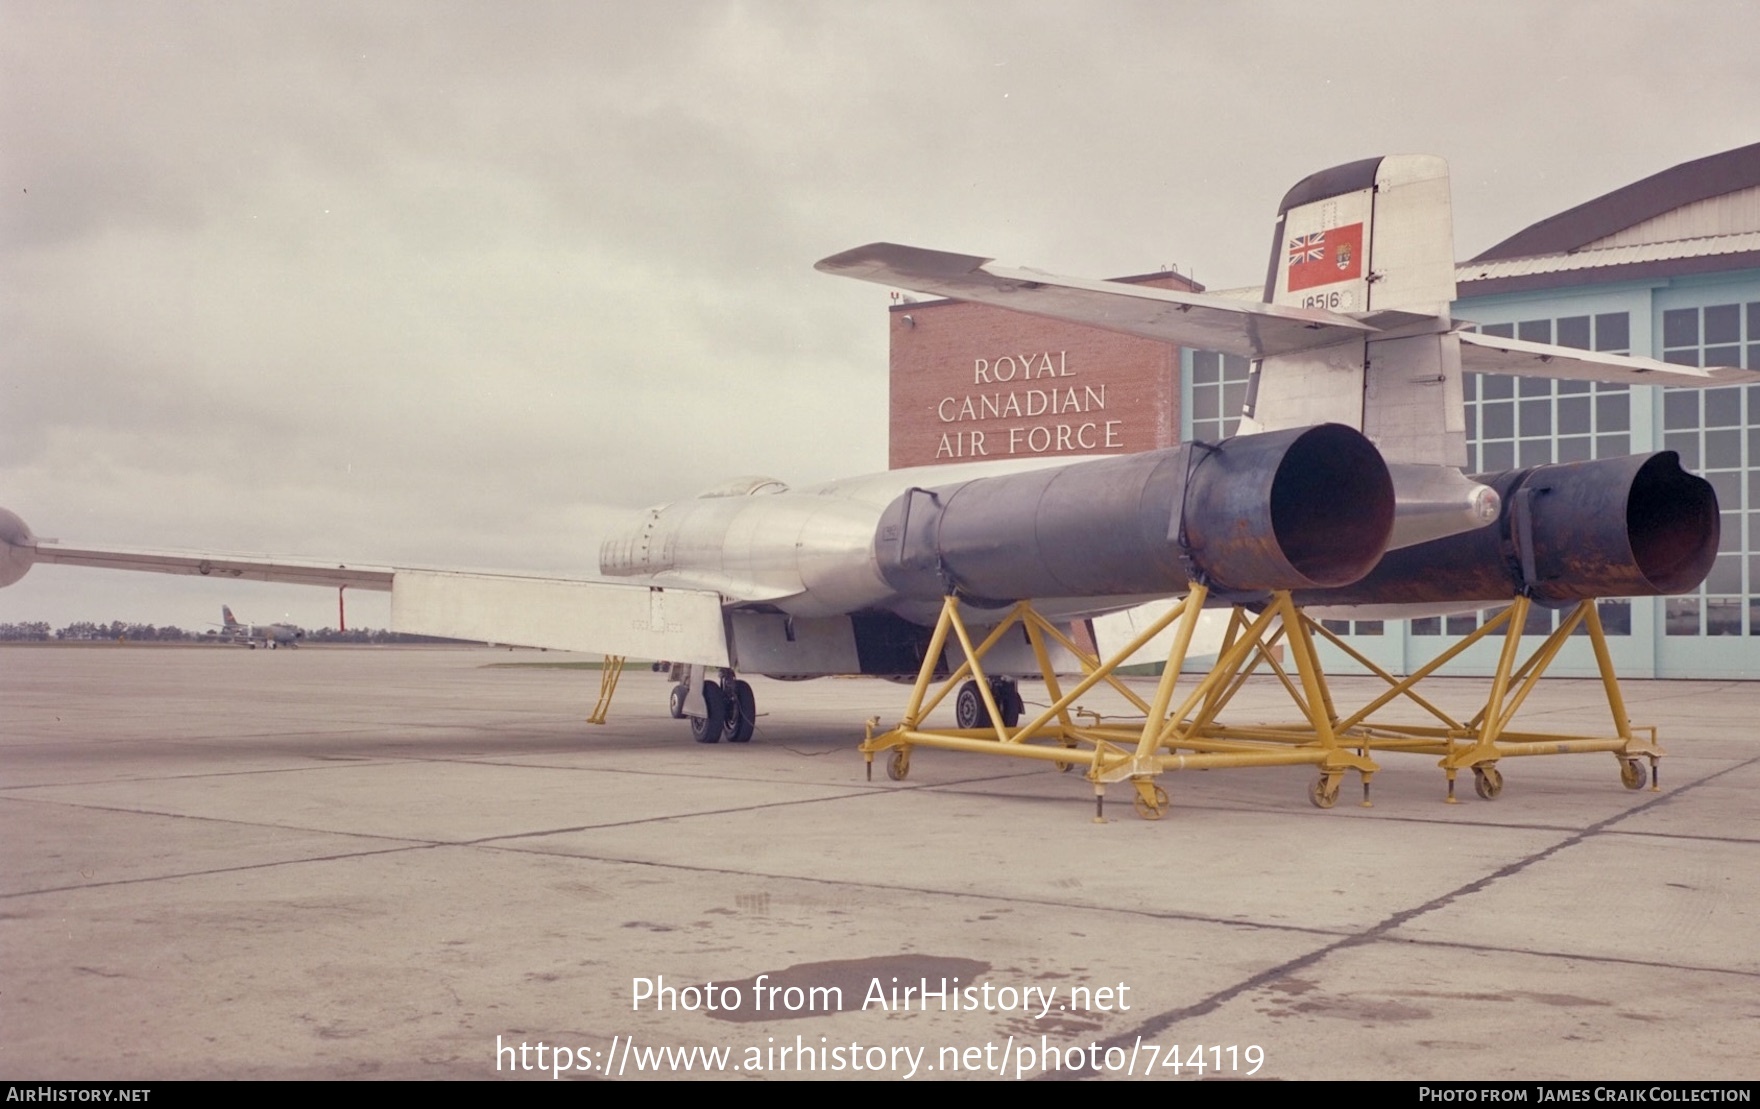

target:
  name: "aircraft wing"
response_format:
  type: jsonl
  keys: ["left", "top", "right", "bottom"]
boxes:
{"left": 816, "top": 242, "right": 1377, "bottom": 359}
{"left": 32, "top": 543, "right": 397, "bottom": 590}
{"left": 7, "top": 524, "right": 730, "bottom": 664}
{"left": 1457, "top": 331, "right": 1760, "bottom": 387}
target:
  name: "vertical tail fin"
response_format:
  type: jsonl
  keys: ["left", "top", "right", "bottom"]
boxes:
{"left": 1264, "top": 154, "right": 1456, "bottom": 314}
{"left": 1247, "top": 154, "right": 1466, "bottom": 466}
{"left": 222, "top": 605, "right": 238, "bottom": 627}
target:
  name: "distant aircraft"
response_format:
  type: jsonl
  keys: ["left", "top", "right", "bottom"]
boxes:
{"left": 0, "top": 155, "right": 1749, "bottom": 749}
{"left": 214, "top": 605, "right": 303, "bottom": 649}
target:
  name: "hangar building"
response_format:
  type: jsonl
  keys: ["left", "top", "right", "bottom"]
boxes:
{"left": 884, "top": 144, "right": 1760, "bottom": 679}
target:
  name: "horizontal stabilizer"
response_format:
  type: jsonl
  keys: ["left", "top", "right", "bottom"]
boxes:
{"left": 1458, "top": 331, "right": 1760, "bottom": 387}
{"left": 392, "top": 569, "right": 729, "bottom": 663}
{"left": 817, "top": 242, "right": 1376, "bottom": 359}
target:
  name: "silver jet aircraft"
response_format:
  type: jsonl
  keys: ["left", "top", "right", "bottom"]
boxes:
{"left": 1, "top": 155, "right": 1747, "bottom": 742}
{"left": 214, "top": 605, "right": 303, "bottom": 649}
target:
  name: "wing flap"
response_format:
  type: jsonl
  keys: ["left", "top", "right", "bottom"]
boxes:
{"left": 1458, "top": 331, "right": 1760, "bottom": 387}
{"left": 390, "top": 569, "right": 729, "bottom": 664}
{"left": 817, "top": 243, "right": 1376, "bottom": 358}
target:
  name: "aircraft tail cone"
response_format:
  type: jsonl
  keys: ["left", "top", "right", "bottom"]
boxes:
{"left": 0, "top": 508, "right": 37, "bottom": 589}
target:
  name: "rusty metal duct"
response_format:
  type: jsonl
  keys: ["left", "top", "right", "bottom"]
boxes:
{"left": 1296, "top": 451, "right": 1718, "bottom": 608}
{"left": 873, "top": 423, "right": 1395, "bottom": 603}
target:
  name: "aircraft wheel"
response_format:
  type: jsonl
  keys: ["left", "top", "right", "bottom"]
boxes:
{"left": 955, "top": 681, "right": 989, "bottom": 729}
{"left": 689, "top": 681, "right": 725, "bottom": 743}
{"left": 1619, "top": 759, "right": 1646, "bottom": 791}
{"left": 887, "top": 748, "right": 910, "bottom": 781}
{"left": 668, "top": 684, "right": 687, "bottom": 720}
{"left": 1472, "top": 765, "right": 1504, "bottom": 800}
{"left": 1308, "top": 775, "right": 1341, "bottom": 809}
{"left": 1132, "top": 785, "right": 1169, "bottom": 821}
{"left": 727, "top": 680, "right": 756, "bottom": 743}
{"left": 991, "top": 678, "right": 1023, "bottom": 728}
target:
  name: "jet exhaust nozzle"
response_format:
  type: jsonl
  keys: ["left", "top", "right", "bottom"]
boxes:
{"left": 1296, "top": 451, "right": 1718, "bottom": 608}
{"left": 873, "top": 423, "right": 1395, "bottom": 603}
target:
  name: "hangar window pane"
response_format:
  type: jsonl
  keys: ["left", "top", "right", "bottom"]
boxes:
{"left": 1751, "top": 599, "right": 1760, "bottom": 637}
{"left": 1412, "top": 617, "right": 1441, "bottom": 635}
{"left": 1558, "top": 396, "right": 1591, "bottom": 434}
{"left": 1707, "top": 599, "right": 1743, "bottom": 636}
{"left": 1481, "top": 402, "right": 1513, "bottom": 439}
{"left": 1595, "top": 393, "right": 1630, "bottom": 432}
{"left": 1596, "top": 433, "right": 1629, "bottom": 457}
{"left": 1598, "top": 600, "right": 1631, "bottom": 636}
{"left": 1705, "top": 388, "right": 1742, "bottom": 427}
{"left": 1519, "top": 376, "right": 1552, "bottom": 398}
{"left": 1664, "top": 308, "right": 1699, "bottom": 348}
{"left": 1353, "top": 621, "right": 1383, "bottom": 636}
{"left": 1462, "top": 373, "right": 1477, "bottom": 401}
{"left": 1709, "top": 554, "right": 1743, "bottom": 593}
{"left": 1558, "top": 379, "right": 1591, "bottom": 395}
{"left": 1557, "top": 316, "right": 1591, "bottom": 350}
{"left": 1192, "top": 351, "right": 1218, "bottom": 384}
{"left": 1595, "top": 313, "right": 1630, "bottom": 352}
{"left": 1665, "top": 432, "right": 1699, "bottom": 469}
{"left": 1481, "top": 374, "right": 1513, "bottom": 400}
{"left": 1518, "top": 319, "right": 1551, "bottom": 344}
{"left": 1483, "top": 322, "right": 1515, "bottom": 339}
{"left": 1481, "top": 440, "right": 1515, "bottom": 471}
{"left": 1707, "top": 346, "right": 1742, "bottom": 368}
{"left": 1667, "top": 598, "right": 1701, "bottom": 635}
{"left": 1557, "top": 435, "right": 1592, "bottom": 462}
{"left": 1664, "top": 390, "right": 1700, "bottom": 429}
{"left": 1665, "top": 349, "right": 1701, "bottom": 367}
{"left": 1704, "top": 304, "right": 1740, "bottom": 345}
{"left": 1520, "top": 399, "right": 1551, "bottom": 435}
{"left": 1706, "top": 429, "right": 1741, "bottom": 469}
{"left": 1447, "top": 613, "right": 1478, "bottom": 635}
{"left": 1520, "top": 439, "right": 1552, "bottom": 467}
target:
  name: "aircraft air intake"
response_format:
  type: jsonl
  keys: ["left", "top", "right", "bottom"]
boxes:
{"left": 871, "top": 423, "right": 1395, "bottom": 603}
{"left": 1294, "top": 451, "right": 1719, "bottom": 607}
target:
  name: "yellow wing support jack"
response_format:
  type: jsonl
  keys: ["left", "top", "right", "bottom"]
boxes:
{"left": 586, "top": 655, "right": 626, "bottom": 725}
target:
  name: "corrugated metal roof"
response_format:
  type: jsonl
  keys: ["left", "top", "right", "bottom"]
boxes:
{"left": 1455, "top": 231, "right": 1760, "bottom": 282}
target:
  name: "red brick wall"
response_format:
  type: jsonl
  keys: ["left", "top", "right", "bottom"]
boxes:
{"left": 887, "top": 272, "right": 1197, "bottom": 469}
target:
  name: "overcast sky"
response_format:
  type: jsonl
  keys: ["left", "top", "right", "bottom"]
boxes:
{"left": 4, "top": 1, "right": 1757, "bottom": 630}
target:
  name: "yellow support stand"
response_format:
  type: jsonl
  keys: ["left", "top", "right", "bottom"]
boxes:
{"left": 860, "top": 590, "right": 1661, "bottom": 819}
{"left": 1298, "top": 597, "right": 1662, "bottom": 802}
{"left": 860, "top": 588, "right": 1376, "bottom": 820}
{"left": 586, "top": 655, "right": 626, "bottom": 725}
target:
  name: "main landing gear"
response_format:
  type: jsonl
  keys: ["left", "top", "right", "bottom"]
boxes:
{"left": 955, "top": 677, "right": 1023, "bottom": 729}
{"left": 673, "top": 665, "right": 756, "bottom": 744}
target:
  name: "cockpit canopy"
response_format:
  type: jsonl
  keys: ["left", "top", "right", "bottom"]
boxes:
{"left": 694, "top": 475, "right": 789, "bottom": 498}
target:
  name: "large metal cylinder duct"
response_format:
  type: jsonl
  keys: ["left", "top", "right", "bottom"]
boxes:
{"left": 1295, "top": 451, "right": 1718, "bottom": 608}
{"left": 873, "top": 424, "right": 1395, "bottom": 603}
